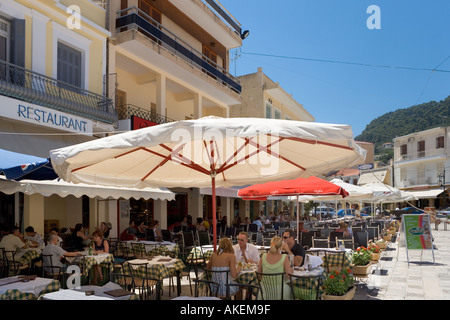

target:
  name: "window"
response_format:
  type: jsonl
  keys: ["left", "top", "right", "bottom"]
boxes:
{"left": 400, "top": 144, "right": 407, "bottom": 156}
{"left": 274, "top": 108, "right": 281, "bottom": 119}
{"left": 265, "top": 102, "right": 272, "bottom": 119}
{"left": 417, "top": 141, "right": 425, "bottom": 158}
{"left": 436, "top": 136, "right": 444, "bottom": 149}
{"left": 57, "top": 42, "right": 82, "bottom": 88}
{"left": 0, "top": 17, "right": 9, "bottom": 62}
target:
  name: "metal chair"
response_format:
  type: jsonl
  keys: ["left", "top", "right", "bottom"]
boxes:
{"left": 161, "top": 230, "right": 172, "bottom": 242}
{"left": 255, "top": 272, "right": 287, "bottom": 300}
{"left": 288, "top": 273, "right": 322, "bottom": 300}
{"left": 41, "top": 254, "right": 64, "bottom": 282}
{"left": 355, "top": 231, "right": 368, "bottom": 248}
{"left": 225, "top": 283, "right": 261, "bottom": 300}
{"left": 109, "top": 272, "right": 135, "bottom": 292}
{"left": 117, "top": 241, "right": 135, "bottom": 260}
{"left": 202, "top": 268, "right": 233, "bottom": 299}
{"left": 335, "top": 236, "right": 356, "bottom": 250}
{"left": 0, "top": 248, "right": 6, "bottom": 278}
{"left": 300, "top": 231, "right": 314, "bottom": 249}
{"left": 193, "top": 278, "right": 219, "bottom": 297}
{"left": 2, "top": 250, "right": 29, "bottom": 276}
{"left": 248, "top": 223, "right": 258, "bottom": 233}
{"left": 197, "top": 230, "right": 211, "bottom": 246}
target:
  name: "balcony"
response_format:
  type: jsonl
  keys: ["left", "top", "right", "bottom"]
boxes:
{"left": 118, "top": 104, "right": 176, "bottom": 125}
{"left": 0, "top": 60, "right": 116, "bottom": 124}
{"left": 115, "top": 7, "right": 241, "bottom": 95}
{"left": 396, "top": 148, "right": 447, "bottom": 162}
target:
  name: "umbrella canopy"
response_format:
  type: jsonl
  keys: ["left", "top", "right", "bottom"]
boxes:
{"left": 49, "top": 117, "right": 366, "bottom": 250}
{"left": 0, "top": 148, "right": 58, "bottom": 181}
{"left": 237, "top": 176, "right": 350, "bottom": 199}
{"left": 0, "top": 177, "right": 176, "bottom": 201}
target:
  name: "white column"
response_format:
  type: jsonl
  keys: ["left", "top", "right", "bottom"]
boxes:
{"left": 221, "top": 197, "right": 232, "bottom": 226}
{"left": 154, "top": 199, "right": 168, "bottom": 229}
{"left": 194, "top": 93, "right": 202, "bottom": 119}
{"left": 24, "top": 194, "right": 44, "bottom": 235}
{"left": 156, "top": 74, "right": 166, "bottom": 117}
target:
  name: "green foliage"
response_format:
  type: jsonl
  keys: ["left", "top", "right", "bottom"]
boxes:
{"left": 356, "top": 95, "right": 450, "bottom": 152}
{"left": 322, "top": 268, "right": 354, "bottom": 296}
{"left": 352, "top": 247, "right": 372, "bottom": 266}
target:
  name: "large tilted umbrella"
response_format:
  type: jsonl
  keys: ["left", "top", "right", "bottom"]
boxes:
{"left": 49, "top": 117, "right": 366, "bottom": 250}
{"left": 238, "top": 176, "right": 350, "bottom": 240}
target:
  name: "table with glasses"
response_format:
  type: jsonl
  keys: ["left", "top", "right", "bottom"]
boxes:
{"left": 0, "top": 276, "right": 60, "bottom": 300}
{"left": 66, "top": 251, "right": 115, "bottom": 283}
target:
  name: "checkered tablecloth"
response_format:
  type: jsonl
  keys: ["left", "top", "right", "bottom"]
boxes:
{"left": 319, "top": 251, "right": 352, "bottom": 269}
{"left": 18, "top": 249, "right": 41, "bottom": 266}
{"left": 0, "top": 279, "right": 60, "bottom": 300}
{"left": 69, "top": 253, "right": 115, "bottom": 275}
{"left": 122, "top": 258, "right": 185, "bottom": 281}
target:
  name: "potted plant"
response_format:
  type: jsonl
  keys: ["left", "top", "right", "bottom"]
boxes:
{"left": 322, "top": 268, "right": 355, "bottom": 300}
{"left": 376, "top": 239, "right": 387, "bottom": 250}
{"left": 368, "top": 243, "right": 381, "bottom": 261}
{"left": 351, "top": 246, "right": 372, "bottom": 276}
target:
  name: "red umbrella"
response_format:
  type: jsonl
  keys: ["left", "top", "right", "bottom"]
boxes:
{"left": 238, "top": 176, "right": 349, "bottom": 240}
{"left": 238, "top": 176, "right": 349, "bottom": 199}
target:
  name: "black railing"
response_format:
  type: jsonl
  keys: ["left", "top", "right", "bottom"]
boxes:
{"left": 0, "top": 60, "right": 116, "bottom": 124}
{"left": 116, "top": 7, "right": 241, "bottom": 94}
{"left": 118, "top": 104, "right": 176, "bottom": 125}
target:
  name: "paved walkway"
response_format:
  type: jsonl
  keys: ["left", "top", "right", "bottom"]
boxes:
{"left": 354, "top": 223, "right": 450, "bottom": 300}
{"left": 160, "top": 223, "right": 450, "bottom": 300}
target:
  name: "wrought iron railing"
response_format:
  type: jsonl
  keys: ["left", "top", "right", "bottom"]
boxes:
{"left": 118, "top": 104, "right": 176, "bottom": 125}
{"left": 0, "top": 60, "right": 116, "bottom": 124}
{"left": 115, "top": 7, "right": 241, "bottom": 94}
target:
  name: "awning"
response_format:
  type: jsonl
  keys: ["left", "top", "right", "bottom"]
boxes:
{"left": 358, "top": 169, "right": 388, "bottom": 185}
{"left": 406, "top": 189, "right": 445, "bottom": 199}
{"left": 0, "top": 178, "right": 176, "bottom": 201}
{"left": 199, "top": 186, "right": 244, "bottom": 198}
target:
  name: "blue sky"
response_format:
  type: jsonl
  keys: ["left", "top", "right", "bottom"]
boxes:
{"left": 219, "top": 0, "right": 450, "bottom": 138}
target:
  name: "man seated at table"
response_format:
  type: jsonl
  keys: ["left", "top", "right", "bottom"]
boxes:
{"left": 24, "top": 226, "right": 45, "bottom": 248}
{"left": 281, "top": 229, "right": 306, "bottom": 267}
{"left": 252, "top": 217, "right": 264, "bottom": 232}
{"left": 0, "top": 226, "right": 28, "bottom": 260}
{"left": 42, "top": 234, "right": 83, "bottom": 272}
{"left": 233, "top": 231, "right": 260, "bottom": 264}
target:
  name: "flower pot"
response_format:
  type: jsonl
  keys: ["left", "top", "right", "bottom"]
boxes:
{"left": 377, "top": 242, "right": 387, "bottom": 250}
{"left": 351, "top": 262, "right": 372, "bottom": 276}
{"left": 322, "top": 285, "right": 356, "bottom": 300}
{"left": 383, "top": 235, "right": 392, "bottom": 242}
{"left": 371, "top": 252, "right": 380, "bottom": 261}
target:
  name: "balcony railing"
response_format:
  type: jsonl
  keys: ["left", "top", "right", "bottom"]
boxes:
{"left": 118, "top": 104, "right": 176, "bottom": 125}
{"left": 115, "top": 7, "right": 241, "bottom": 94}
{"left": 396, "top": 148, "right": 447, "bottom": 162}
{"left": 0, "top": 60, "right": 116, "bottom": 124}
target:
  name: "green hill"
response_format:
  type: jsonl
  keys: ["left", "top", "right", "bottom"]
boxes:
{"left": 355, "top": 95, "right": 450, "bottom": 153}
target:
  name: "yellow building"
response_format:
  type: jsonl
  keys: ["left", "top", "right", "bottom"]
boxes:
{"left": 0, "top": 0, "right": 114, "bottom": 237}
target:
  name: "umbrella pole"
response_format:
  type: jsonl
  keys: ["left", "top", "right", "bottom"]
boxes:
{"left": 297, "top": 195, "right": 299, "bottom": 242}
{"left": 212, "top": 174, "right": 217, "bottom": 251}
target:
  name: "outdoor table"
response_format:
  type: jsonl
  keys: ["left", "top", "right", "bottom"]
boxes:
{"left": 123, "top": 256, "right": 185, "bottom": 296}
{"left": 39, "top": 282, "right": 139, "bottom": 300}
{"left": 126, "top": 241, "right": 180, "bottom": 258}
{"left": 0, "top": 276, "right": 60, "bottom": 300}
{"left": 17, "top": 248, "right": 42, "bottom": 266}
{"left": 66, "top": 252, "right": 115, "bottom": 284}
{"left": 289, "top": 267, "right": 325, "bottom": 299}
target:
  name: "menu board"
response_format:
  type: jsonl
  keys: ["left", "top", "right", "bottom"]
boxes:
{"left": 402, "top": 214, "right": 433, "bottom": 250}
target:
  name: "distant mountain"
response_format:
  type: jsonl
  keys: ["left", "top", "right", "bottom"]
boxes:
{"left": 355, "top": 95, "right": 450, "bottom": 153}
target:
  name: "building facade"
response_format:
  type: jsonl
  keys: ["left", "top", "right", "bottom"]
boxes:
{"left": 393, "top": 127, "right": 449, "bottom": 208}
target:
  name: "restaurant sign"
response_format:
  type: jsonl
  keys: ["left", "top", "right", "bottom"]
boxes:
{"left": 0, "top": 95, "right": 93, "bottom": 136}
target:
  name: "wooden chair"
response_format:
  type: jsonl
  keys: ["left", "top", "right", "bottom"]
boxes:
{"left": 312, "top": 236, "right": 330, "bottom": 248}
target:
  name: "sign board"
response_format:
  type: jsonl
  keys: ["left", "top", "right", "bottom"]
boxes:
{"left": 400, "top": 214, "right": 435, "bottom": 264}
{"left": 358, "top": 163, "right": 374, "bottom": 170}
{"left": 0, "top": 95, "right": 93, "bottom": 136}
{"left": 131, "top": 115, "right": 158, "bottom": 130}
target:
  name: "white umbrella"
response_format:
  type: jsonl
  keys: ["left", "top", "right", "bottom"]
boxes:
{"left": 49, "top": 116, "right": 366, "bottom": 250}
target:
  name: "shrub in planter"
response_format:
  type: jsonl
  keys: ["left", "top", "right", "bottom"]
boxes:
{"left": 322, "top": 268, "right": 354, "bottom": 297}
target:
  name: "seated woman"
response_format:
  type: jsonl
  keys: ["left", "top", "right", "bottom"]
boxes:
{"left": 206, "top": 237, "right": 242, "bottom": 298}
{"left": 257, "top": 236, "right": 293, "bottom": 300}
{"left": 91, "top": 230, "right": 110, "bottom": 284}
{"left": 69, "top": 223, "right": 90, "bottom": 252}
{"left": 336, "top": 222, "right": 353, "bottom": 237}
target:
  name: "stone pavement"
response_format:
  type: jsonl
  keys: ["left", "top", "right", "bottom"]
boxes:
{"left": 354, "top": 223, "right": 450, "bottom": 300}
{"left": 160, "top": 224, "right": 450, "bottom": 300}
